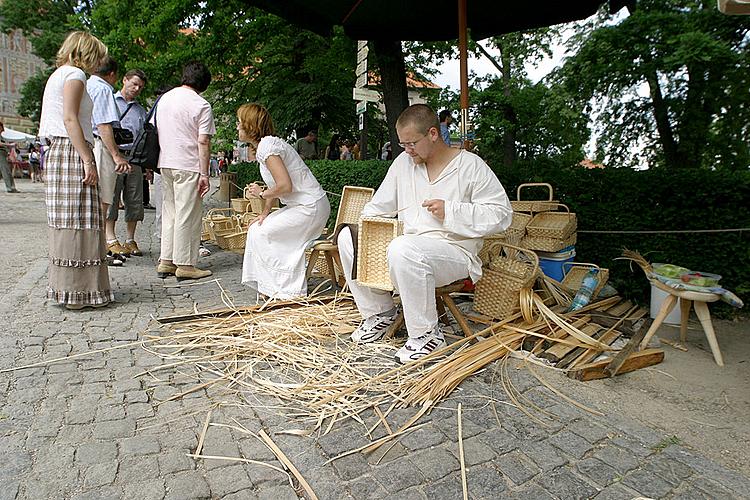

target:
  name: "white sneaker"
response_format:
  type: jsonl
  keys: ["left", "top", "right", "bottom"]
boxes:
{"left": 395, "top": 327, "right": 447, "bottom": 364}
{"left": 351, "top": 308, "right": 398, "bottom": 344}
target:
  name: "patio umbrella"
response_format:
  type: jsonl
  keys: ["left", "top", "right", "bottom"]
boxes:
{"left": 248, "top": 0, "right": 630, "bottom": 144}
{"left": 1, "top": 127, "right": 37, "bottom": 142}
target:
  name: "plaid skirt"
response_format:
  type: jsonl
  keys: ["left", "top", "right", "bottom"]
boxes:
{"left": 46, "top": 138, "right": 113, "bottom": 305}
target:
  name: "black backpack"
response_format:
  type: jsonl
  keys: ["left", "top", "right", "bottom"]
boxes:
{"left": 128, "top": 95, "right": 162, "bottom": 172}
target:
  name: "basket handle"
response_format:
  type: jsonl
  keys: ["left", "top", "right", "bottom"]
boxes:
{"left": 517, "top": 183, "right": 553, "bottom": 202}
{"left": 484, "top": 241, "right": 540, "bottom": 272}
{"left": 244, "top": 183, "right": 267, "bottom": 199}
{"left": 207, "top": 207, "right": 234, "bottom": 220}
{"left": 562, "top": 262, "right": 600, "bottom": 276}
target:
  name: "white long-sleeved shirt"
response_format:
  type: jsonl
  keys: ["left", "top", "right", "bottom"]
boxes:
{"left": 362, "top": 150, "right": 513, "bottom": 282}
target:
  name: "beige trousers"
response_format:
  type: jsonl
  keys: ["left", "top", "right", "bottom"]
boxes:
{"left": 160, "top": 168, "right": 202, "bottom": 266}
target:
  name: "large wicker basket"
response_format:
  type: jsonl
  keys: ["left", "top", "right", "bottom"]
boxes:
{"left": 511, "top": 183, "right": 559, "bottom": 213}
{"left": 307, "top": 186, "right": 375, "bottom": 281}
{"left": 215, "top": 229, "right": 247, "bottom": 251}
{"left": 521, "top": 232, "right": 577, "bottom": 253}
{"left": 526, "top": 204, "right": 577, "bottom": 240}
{"left": 474, "top": 242, "right": 539, "bottom": 320}
{"left": 356, "top": 216, "right": 404, "bottom": 291}
{"left": 561, "top": 262, "right": 609, "bottom": 297}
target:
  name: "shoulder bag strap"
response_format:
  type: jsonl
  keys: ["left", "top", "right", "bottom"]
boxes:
{"left": 119, "top": 102, "right": 135, "bottom": 121}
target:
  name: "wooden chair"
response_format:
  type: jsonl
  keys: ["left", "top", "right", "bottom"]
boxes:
{"left": 306, "top": 186, "right": 374, "bottom": 285}
{"left": 640, "top": 279, "right": 724, "bottom": 366}
{"left": 386, "top": 280, "right": 475, "bottom": 339}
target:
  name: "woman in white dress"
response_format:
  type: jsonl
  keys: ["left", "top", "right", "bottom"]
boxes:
{"left": 238, "top": 103, "right": 330, "bottom": 298}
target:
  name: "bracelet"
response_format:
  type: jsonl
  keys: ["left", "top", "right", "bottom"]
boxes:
{"left": 200, "top": 173, "right": 209, "bottom": 178}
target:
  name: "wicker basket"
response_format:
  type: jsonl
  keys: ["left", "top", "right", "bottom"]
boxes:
{"left": 521, "top": 232, "right": 577, "bottom": 253}
{"left": 239, "top": 211, "right": 258, "bottom": 229}
{"left": 356, "top": 217, "right": 404, "bottom": 291}
{"left": 526, "top": 204, "right": 577, "bottom": 240}
{"left": 243, "top": 184, "right": 272, "bottom": 213}
{"left": 479, "top": 212, "right": 533, "bottom": 263}
{"left": 511, "top": 183, "right": 559, "bottom": 213}
{"left": 561, "top": 262, "right": 609, "bottom": 297}
{"left": 474, "top": 242, "right": 539, "bottom": 320}
{"left": 306, "top": 186, "right": 375, "bottom": 279}
{"left": 215, "top": 229, "right": 247, "bottom": 251}
{"left": 203, "top": 208, "right": 237, "bottom": 241}
{"left": 231, "top": 198, "right": 253, "bottom": 213}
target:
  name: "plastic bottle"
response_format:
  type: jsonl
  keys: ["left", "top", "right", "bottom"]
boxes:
{"left": 567, "top": 268, "right": 600, "bottom": 312}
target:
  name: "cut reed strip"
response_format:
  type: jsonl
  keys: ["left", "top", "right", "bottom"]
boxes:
{"left": 259, "top": 429, "right": 319, "bottom": 500}
{"left": 458, "top": 403, "right": 468, "bottom": 500}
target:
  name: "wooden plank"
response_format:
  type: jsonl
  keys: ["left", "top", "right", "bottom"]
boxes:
{"left": 541, "top": 323, "right": 600, "bottom": 363}
{"left": 568, "top": 327, "right": 623, "bottom": 369}
{"left": 605, "top": 300, "right": 634, "bottom": 316}
{"left": 603, "top": 321, "right": 648, "bottom": 377}
{"left": 556, "top": 326, "right": 608, "bottom": 368}
{"left": 568, "top": 349, "right": 665, "bottom": 381}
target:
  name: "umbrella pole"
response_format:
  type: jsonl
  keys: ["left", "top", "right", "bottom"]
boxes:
{"left": 458, "top": 0, "right": 469, "bottom": 149}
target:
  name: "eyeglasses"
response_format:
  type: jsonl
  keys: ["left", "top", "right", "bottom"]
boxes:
{"left": 398, "top": 133, "right": 428, "bottom": 149}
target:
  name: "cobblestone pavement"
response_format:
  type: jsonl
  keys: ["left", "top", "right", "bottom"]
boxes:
{"left": 1, "top": 179, "right": 749, "bottom": 500}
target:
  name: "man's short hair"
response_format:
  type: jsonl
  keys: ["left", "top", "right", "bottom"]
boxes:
{"left": 306, "top": 130, "right": 317, "bottom": 137}
{"left": 181, "top": 61, "right": 211, "bottom": 93}
{"left": 95, "top": 56, "right": 118, "bottom": 77}
{"left": 124, "top": 69, "right": 147, "bottom": 84}
{"left": 439, "top": 110, "right": 451, "bottom": 122}
{"left": 396, "top": 104, "right": 440, "bottom": 133}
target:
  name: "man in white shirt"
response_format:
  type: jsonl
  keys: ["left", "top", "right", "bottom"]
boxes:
{"left": 337, "top": 104, "right": 513, "bottom": 364}
{"left": 87, "top": 57, "right": 131, "bottom": 260}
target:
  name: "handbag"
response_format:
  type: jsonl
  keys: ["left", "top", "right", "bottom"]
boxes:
{"left": 128, "top": 96, "right": 162, "bottom": 172}
{"left": 113, "top": 102, "right": 134, "bottom": 146}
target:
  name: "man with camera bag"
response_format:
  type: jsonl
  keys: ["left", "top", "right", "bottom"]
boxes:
{"left": 108, "top": 69, "right": 148, "bottom": 256}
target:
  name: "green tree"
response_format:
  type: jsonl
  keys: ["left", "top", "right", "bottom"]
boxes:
{"left": 473, "top": 80, "right": 589, "bottom": 169}
{"left": 561, "top": 0, "right": 750, "bottom": 170}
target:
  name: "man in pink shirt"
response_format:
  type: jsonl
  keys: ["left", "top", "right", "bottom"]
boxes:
{"left": 155, "top": 61, "right": 216, "bottom": 281}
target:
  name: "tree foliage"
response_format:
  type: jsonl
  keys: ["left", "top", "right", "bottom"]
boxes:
{"left": 560, "top": 0, "right": 750, "bottom": 170}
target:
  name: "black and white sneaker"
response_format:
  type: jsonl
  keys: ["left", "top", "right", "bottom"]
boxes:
{"left": 351, "top": 308, "right": 398, "bottom": 344}
{"left": 395, "top": 326, "right": 446, "bottom": 364}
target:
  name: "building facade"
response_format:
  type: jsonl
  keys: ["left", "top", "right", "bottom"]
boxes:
{"left": 0, "top": 28, "right": 46, "bottom": 133}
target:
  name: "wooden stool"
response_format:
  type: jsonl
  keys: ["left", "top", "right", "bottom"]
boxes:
{"left": 640, "top": 279, "right": 723, "bottom": 366}
{"left": 386, "top": 281, "right": 474, "bottom": 338}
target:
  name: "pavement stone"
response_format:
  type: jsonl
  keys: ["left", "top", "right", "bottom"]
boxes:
{"left": 164, "top": 470, "right": 211, "bottom": 500}
{"left": 1, "top": 181, "right": 748, "bottom": 500}
{"left": 465, "top": 463, "right": 507, "bottom": 499}
{"left": 621, "top": 468, "right": 675, "bottom": 498}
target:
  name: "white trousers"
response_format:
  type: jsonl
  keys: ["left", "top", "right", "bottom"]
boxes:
{"left": 242, "top": 197, "right": 330, "bottom": 299}
{"left": 154, "top": 172, "right": 162, "bottom": 236}
{"left": 337, "top": 228, "right": 470, "bottom": 338}
{"left": 160, "top": 169, "right": 202, "bottom": 266}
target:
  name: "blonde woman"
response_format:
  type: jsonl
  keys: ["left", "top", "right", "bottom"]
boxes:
{"left": 38, "top": 31, "right": 114, "bottom": 309}
{"left": 237, "top": 103, "right": 330, "bottom": 298}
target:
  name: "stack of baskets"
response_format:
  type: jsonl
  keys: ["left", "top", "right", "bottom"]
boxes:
{"left": 202, "top": 207, "right": 254, "bottom": 252}
{"left": 474, "top": 242, "right": 539, "bottom": 320}
{"left": 521, "top": 204, "right": 577, "bottom": 252}
{"left": 503, "top": 183, "right": 578, "bottom": 253}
